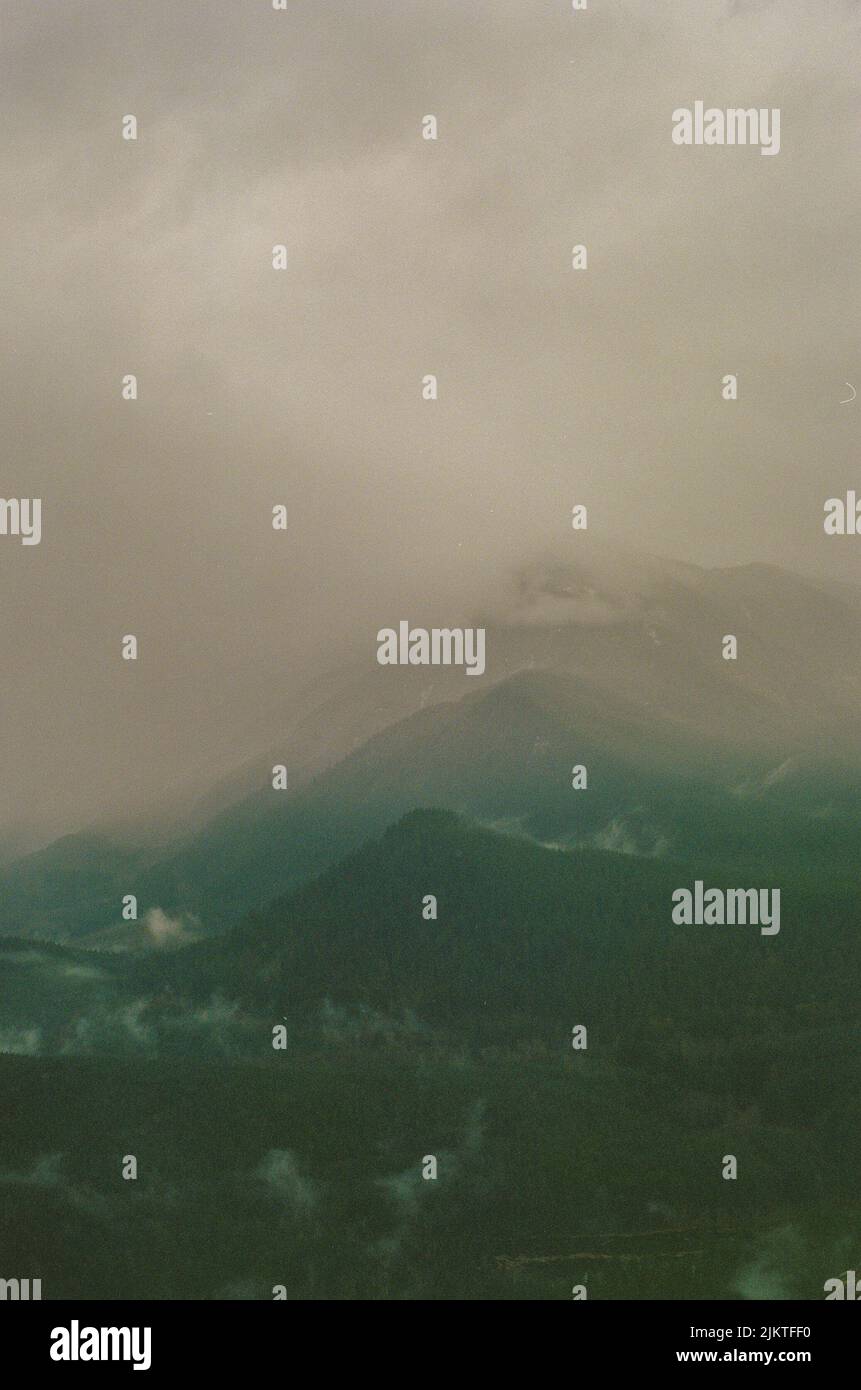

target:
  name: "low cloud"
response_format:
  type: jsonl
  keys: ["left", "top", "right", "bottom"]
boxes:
{"left": 256, "top": 1149, "right": 316, "bottom": 1218}
{"left": 143, "top": 907, "right": 201, "bottom": 950}
{"left": 0, "top": 1024, "right": 41, "bottom": 1055}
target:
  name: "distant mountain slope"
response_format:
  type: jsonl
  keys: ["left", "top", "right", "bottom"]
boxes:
{"left": 0, "top": 835, "right": 152, "bottom": 941}
{"left": 4, "top": 554, "right": 861, "bottom": 942}
{"left": 113, "top": 657, "right": 861, "bottom": 935}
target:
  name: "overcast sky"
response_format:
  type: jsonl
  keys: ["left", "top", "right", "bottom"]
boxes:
{"left": 0, "top": 0, "right": 858, "bottom": 836}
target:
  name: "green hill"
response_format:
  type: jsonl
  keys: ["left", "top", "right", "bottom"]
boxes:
{"left": 1, "top": 809, "right": 858, "bottom": 1299}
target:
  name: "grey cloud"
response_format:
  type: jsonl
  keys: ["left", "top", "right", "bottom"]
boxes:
{"left": 0, "top": 0, "right": 857, "bottom": 836}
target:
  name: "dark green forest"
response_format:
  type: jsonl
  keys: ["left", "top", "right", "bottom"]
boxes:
{"left": 1, "top": 809, "right": 858, "bottom": 1299}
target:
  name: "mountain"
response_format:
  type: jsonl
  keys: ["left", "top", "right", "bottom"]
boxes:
{"left": 4, "top": 553, "right": 861, "bottom": 942}
{"left": 178, "top": 809, "right": 861, "bottom": 1049}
